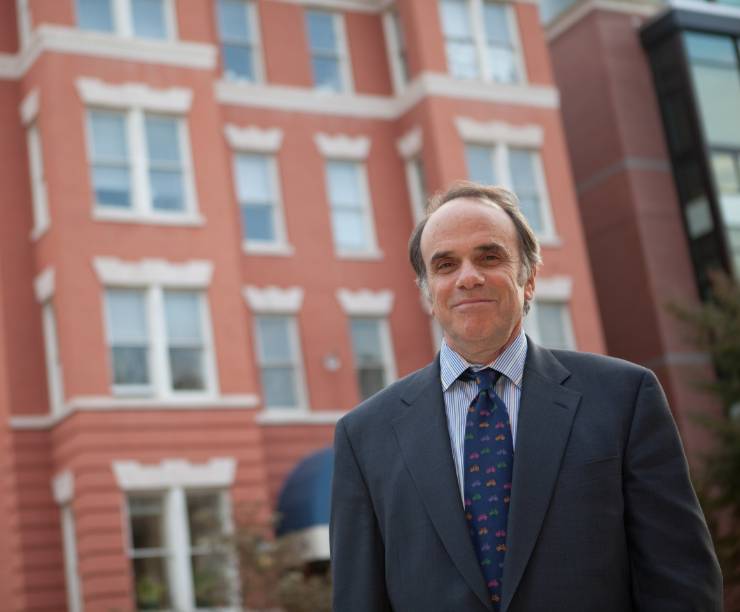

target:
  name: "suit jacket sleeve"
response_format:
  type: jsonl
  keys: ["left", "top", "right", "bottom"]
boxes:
{"left": 330, "top": 418, "right": 392, "bottom": 612}
{"left": 624, "top": 369, "right": 723, "bottom": 611}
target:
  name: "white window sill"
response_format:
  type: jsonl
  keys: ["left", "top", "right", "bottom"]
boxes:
{"left": 537, "top": 234, "right": 562, "bottom": 248}
{"left": 74, "top": 393, "right": 259, "bottom": 410}
{"left": 242, "top": 242, "right": 295, "bottom": 256}
{"left": 256, "top": 409, "right": 346, "bottom": 425}
{"left": 336, "top": 248, "right": 384, "bottom": 261}
{"left": 93, "top": 208, "right": 205, "bottom": 226}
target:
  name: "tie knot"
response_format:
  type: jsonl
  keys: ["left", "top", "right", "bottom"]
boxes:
{"left": 461, "top": 367, "right": 501, "bottom": 391}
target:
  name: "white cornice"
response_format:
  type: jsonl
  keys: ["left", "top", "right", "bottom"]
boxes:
{"left": 546, "top": 0, "right": 661, "bottom": 42}
{"left": 396, "top": 126, "right": 423, "bottom": 159}
{"left": 113, "top": 458, "right": 236, "bottom": 490}
{"left": 93, "top": 257, "right": 213, "bottom": 288}
{"left": 336, "top": 288, "right": 394, "bottom": 316}
{"left": 224, "top": 124, "right": 284, "bottom": 152}
{"left": 216, "top": 72, "right": 559, "bottom": 119}
{"left": 52, "top": 470, "right": 74, "bottom": 505}
{"left": 256, "top": 410, "right": 346, "bottom": 425}
{"left": 34, "top": 268, "right": 54, "bottom": 303}
{"left": 315, "top": 133, "right": 371, "bottom": 160}
{"left": 243, "top": 286, "right": 304, "bottom": 313}
{"left": 19, "top": 88, "right": 39, "bottom": 126}
{"left": 536, "top": 276, "right": 573, "bottom": 300}
{"left": 77, "top": 77, "right": 192, "bottom": 112}
{"left": 455, "top": 117, "right": 544, "bottom": 147}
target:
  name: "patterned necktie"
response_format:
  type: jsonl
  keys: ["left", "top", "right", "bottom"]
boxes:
{"left": 462, "top": 368, "right": 514, "bottom": 609}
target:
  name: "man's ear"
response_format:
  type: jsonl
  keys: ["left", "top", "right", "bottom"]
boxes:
{"left": 524, "top": 268, "right": 536, "bottom": 302}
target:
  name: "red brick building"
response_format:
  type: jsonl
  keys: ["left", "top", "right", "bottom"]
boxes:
{"left": 0, "top": 1, "right": 602, "bottom": 610}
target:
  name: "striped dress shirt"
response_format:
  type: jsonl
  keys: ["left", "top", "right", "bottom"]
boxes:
{"left": 439, "top": 329, "right": 528, "bottom": 504}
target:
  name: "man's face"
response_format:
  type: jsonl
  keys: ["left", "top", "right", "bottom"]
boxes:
{"left": 420, "top": 198, "right": 535, "bottom": 362}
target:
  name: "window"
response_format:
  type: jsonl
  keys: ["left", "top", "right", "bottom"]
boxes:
{"left": 524, "top": 300, "right": 575, "bottom": 350}
{"left": 465, "top": 143, "right": 555, "bottom": 237}
{"left": 104, "top": 288, "right": 214, "bottom": 396}
{"left": 217, "top": 0, "right": 261, "bottom": 81}
{"left": 126, "top": 489, "right": 234, "bottom": 611}
{"left": 76, "top": 0, "right": 173, "bottom": 39}
{"left": 87, "top": 109, "right": 196, "bottom": 220}
{"left": 26, "top": 124, "right": 50, "bottom": 238}
{"left": 306, "top": 10, "right": 352, "bottom": 92}
{"left": 253, "top": 315, "right": 306, "bottom": 409}
{"left": 711, "top": 151, "right": 740, "bottom": 275}
{"left": 349, "top": 317, "right": 395, "bottom": 400}
{"left": 326, "top": 160, "right": 378, "bottom": 255}
{"left": 384, "top": 9, "right": 410, "bottom": 92}
{"left": 439, "top": 0, "right": 523, "bottom": 84}
{"left": 233, "top": 153, "right": 287, "bottom": 248}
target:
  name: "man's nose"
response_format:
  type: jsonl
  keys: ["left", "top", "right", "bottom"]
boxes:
{"left": 456, "top": 260, "right": 484, "bottom": 289}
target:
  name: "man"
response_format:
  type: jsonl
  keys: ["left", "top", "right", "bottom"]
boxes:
{"left": 330, "top": 182, "right": 722, "bottom": 611}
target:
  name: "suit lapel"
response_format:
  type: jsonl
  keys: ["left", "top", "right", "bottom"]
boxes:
{"left": 392, "top": 360, "right": 493, "bottom": 611}
{"left": 501, "top": 341, "right": 582, "bottom": 612}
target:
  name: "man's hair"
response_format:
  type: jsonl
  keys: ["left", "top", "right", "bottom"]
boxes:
{"left": 408, "top": 181, "right": 542, "bottom": 312}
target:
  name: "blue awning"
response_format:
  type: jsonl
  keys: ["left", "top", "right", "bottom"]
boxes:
{"left": 276, "top": 447, "right": 333, "bottom": 537}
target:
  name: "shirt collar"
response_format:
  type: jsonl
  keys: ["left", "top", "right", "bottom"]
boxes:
{"left": 439, "top": 328, "right": 528, "bottom": 392}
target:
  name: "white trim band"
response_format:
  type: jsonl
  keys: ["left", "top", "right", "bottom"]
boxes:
{"left": 224, "top": 124, "right": 284, "bottom": 152}
{"left": 336, "top": 288, "right": 394, "bottom": 316}
{"left": 93, "top": 257, "right": 213, "bottom": 288}
{"left": 256, "top": 410, "right": 346, "bottom": 425}
{"left": 455, "top": 117, "right": 544, "bottom": 147}
{"left": 243, "top": 286, "right": 304, "bottom": 314}
{"left": 77, "top": 77, "right": 192, "bottom": 113}
{"left": 113, "top": 458, "right": 237, "bottom": 490}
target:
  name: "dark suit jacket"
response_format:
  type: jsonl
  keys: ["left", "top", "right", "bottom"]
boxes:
{"left": 330, "top": 340, "right": 722, "bottom": 611}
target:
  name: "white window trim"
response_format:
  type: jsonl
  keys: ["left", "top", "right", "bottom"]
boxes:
{"left": 455, "top": 117, "right": 543, "bottom": 148}
{"left": 396, "top": 126, "right": 422, "bottom": 160}
{"left": 224, "top": 124, "right": 283, "bottom": 153}
{"left": 324, "top": 160, "right": 382, "bottom": 259}
{"left": 252, "top": 313, "right": 310, "bottom": 411}
{"left": 115, "top": 458, "right": 238, "bottom": 612}
{"left": 307, "top": 10, "right": 354, "bottom": 93}
{"left": 526, "top": 299, "right": 576, "bottom": 350}
{"left": 26, "top": 123, "right": 50, "bottom": 240}
{"left": 19, "top": 87, "right": 39, "bottom": 126}
{"left": 94, "top": 257, "right": 213, "bottom": 288}
{"left": 315, "top": 132, "right": 371, "bottom": 160}
{"left": 336, "top": 288, "right": 394, "bottom": 316}
{"left": 51, "top": 471, "right": 82, "bottom": 612}
{"left": 243, "top": 286, "right": 304, "bottom": 314}
{"left": 76, "top": 0, "right": 178, "bottom": 40}
{"left": 53, "top": 470, "right": 75, "bottom": 505}
{"left": 441, "top": 0, "right": 527, "bottom": 85}
{"left": 16, "top": 0, "right": 32, "bottom": 49}
{"left": 77, "top": 77, "right": 192, "bottom": 113}
{"left": 34, "top": 268, "right": 66, "bottom": 416}
{"left": 535, "top": 275, "right": 572, "bottom": 300}
{"left": 217, "top": 0, "right": 265, "bottom": 83}
{"left": 382, "top": 8, "right": 408, "bottom": 94}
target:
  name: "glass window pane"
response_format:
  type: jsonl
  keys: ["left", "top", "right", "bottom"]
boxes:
{"left": 93, "top": 165, "right": 131, "bottom": 208}
{"left": 145, "top": 116, "right": 180, "bottom": 163}
{"left": 536, "top": 303, "right": 572, "bottom": 349}
{"left": 150, "top": 169, "right": 185, "bottom": 211}
{"left": 307, "top": 11, "right": 337, "bottom": 53}
{"left": 327, "top": 161, "right": 361, "bottom": 207}
{"left": 712, "top": 153, "right": 740, "bottom": 194}
{"left": 242, "top": 205, "right": 275, "bottom": 241}
{"left": 312, "top": 57, "right": 342, "bottom": 91}
{"left": 129, "top": 495, "right": 165, "bottom": 550}
{"left": 235, "top": 154, "right": 271, "bottom": 203}
{"left": 256, "top": 317, "right": 292, "bottom": 363}
{"left": 446, "top": 41, "right": 479, "bottom": 79}
{"left": 685, "top": 32, "right": 737, "bottom": 65}
{"left": 107, "top": 290, "right": 147, "bottom": 342}
{"left": 261, "top": 366, "right": 298, "bottom": 407}
{"left": 112, "top": 347, "right": 150, "bottom": 385}
{"left": 191, "top": 553, "right": 231, "bottom": 608}
{"left": 487, "top": 47, "right": 518, "bottom": 83}
{"left": 132, "top": 557, "right": 171, "bottom": 610}
{"left": 132, "top": 0, "right": 167, "bottom": 39}
{"left": 164, "top": 292, "right": 202, "bottom": 343}
{"left": 187, "top": 492, "right": 222, "bottom": 546}
{"left": 218, "top": 0, "right": 251, "bottom": 41}
{"left": 90, "top": 111, "right": 128, "bottom": 161}
{"left": 509, "top": 149, "right": 536, "bottom": 186}
{"left": 77, "top": 0, "right": 114, "bottom": 32}
{"left": 169, "top": 348, "right": 205, "bottom": 390}
{"left": 465, "top": 145, "right": 496, "bottom": 184}
{"left": 332, "top": 210, "right": 368, "bottom": 250}
{"left": 223, "top": 44, "right": 254, "bottom": 80}
{"left": 440, "top": 0, "right": 472, "bottom": 38}
{"left": 484, "top": 2, "right": 512, "bottom": 45}
{"left": 350, "top": 318, "right": 384, "bottom": 364}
